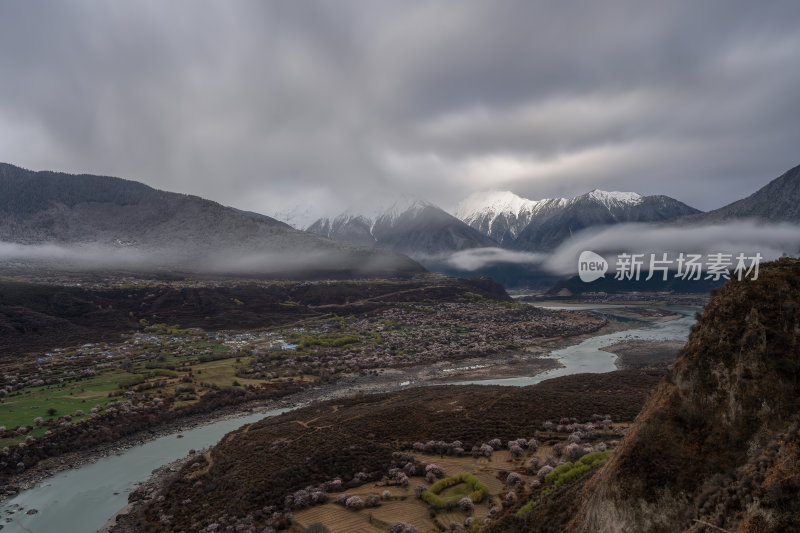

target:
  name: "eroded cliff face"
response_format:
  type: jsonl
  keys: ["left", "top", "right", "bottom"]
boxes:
{"left": 570, "top": 258, "right": 800, "bottom": 533}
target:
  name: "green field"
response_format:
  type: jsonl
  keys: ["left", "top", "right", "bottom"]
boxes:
{"left": 192, "top": 357, "right": 264, "bottom": 388}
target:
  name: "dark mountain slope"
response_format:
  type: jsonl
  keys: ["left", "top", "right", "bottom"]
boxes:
{"left": 0, "top": 163, "right": 422, "bottom": 277}
{"left": 371, "top": 204, "right": 497, "bottom": 257}
{"left": 307, "top": 200, "right": 496, "bottom": 260}
{"left": 687, "top": 163, "right": 800, "bottom": 223}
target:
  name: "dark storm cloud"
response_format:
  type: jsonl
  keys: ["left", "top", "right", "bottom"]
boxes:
{"left": 1, "top": 1, "right": 799, "bottom": 222}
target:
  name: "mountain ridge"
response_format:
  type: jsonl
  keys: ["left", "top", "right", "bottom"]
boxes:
{"left": 682, "top": 162, "right": 800, "bottom": 224}
{"left": 0, "top": 163, "right": 423, "bottom": 277}
{"left": 456, "top": 187, "right": 700, "bottom": 251}
{"left": 307, "top": 198, "right": 496, "bottom": 259}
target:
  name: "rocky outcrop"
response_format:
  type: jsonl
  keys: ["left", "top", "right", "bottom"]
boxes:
{"left": 568, "top": 258, "right": 800, "bottom": 532}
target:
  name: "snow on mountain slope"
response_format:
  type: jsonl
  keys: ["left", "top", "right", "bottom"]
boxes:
{"left": 585, "top": 189, "right": 643, "bottom": 207}
{"left": 456, "top": 188, "right": 699, "bottom": 251}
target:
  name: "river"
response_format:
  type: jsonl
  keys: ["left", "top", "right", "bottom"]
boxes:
{"left": 446, "top": 305, "right": 697, "bottom": 386}
{"left": 0, "top": 408, "right": 289, "bottom": 533}
{"left": 0, "top": 305, "right": 697, "bottom": 532}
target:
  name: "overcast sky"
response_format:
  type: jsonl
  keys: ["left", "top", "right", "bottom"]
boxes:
{"left": 1, "top": 1, "right": 799, "bottom": 223}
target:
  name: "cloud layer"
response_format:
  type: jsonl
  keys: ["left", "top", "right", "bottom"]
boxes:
{"left": 1, "top": 1, "right": 799, "bottom": 218}
{"left": 442, "top": 220, "right": 800, "bottom": 275}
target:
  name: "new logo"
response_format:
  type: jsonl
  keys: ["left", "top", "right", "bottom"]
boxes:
{"left": 578, "top": 251, "right": 608, "bottom": 282}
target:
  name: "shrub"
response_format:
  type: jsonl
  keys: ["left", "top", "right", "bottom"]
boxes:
{"left": 488, "top": 438, "right": 502, "bottom": 450}
{"left": 414, "top": 484, "right": 428, "bottom": 499}
{"left": 364, "top": 494, "right": 381, "bottom": 507}
{"left": 509, "top": 444, "right": 524, "bottom": 458}
{"left": 544, "top": 450, "right": 611, "bottom": 488}
{"left": 421, "top": 472, "right": 489, "bottom": 508}
{"left": 479, "top": 444, "right": 493, "bottom": 457}
{"left": 381, "top": 490, "right": 392, "bottom": 500}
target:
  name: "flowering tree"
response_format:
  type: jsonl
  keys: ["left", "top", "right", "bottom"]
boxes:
{"left": 506, "top": 472, "right": 523, "bottom": 487}
{"left": 537, "top": 465, "right": 554, "bottom": 480}
{"left": 479, "top": 444, "right": 494, "bottom": 457}
{"left": 566, "top": 442, "right": 586, "bottom": 462}
{"left": 458, "top": 496, "right": 474, "bottom": 513}
{"left": 345, "top": 495, "right": 364, "bottom": 511}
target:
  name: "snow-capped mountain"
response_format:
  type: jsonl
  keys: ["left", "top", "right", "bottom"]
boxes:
{"left": 307, "top": 196, "right": 496, "bottom": 258}
{"left": 455, "top": 191, "right": 569, "bottom": 245}
{"left": 457, "top": 188, "right": 700, "bottom": 251}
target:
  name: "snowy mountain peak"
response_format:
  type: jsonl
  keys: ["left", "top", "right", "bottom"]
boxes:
{"left": 455, "top": 190, "right": 568, "bottom": 220}
{"left": 454, "top": 190, "right": 569, "bottom": 244}
{"left": 584, "top": 189, "right": 643, "bottom": 206}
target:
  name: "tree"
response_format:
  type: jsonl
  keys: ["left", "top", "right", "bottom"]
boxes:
{"left": 506, "top": 472, "right": 523, "bottom": 487}
{"left": 566, "top": 442, "right": 585, "bottom": 462}
{"left": 345, "top": 495, "right": 364, "bottom": 510}
{"left": 46, "top": 408, "right": 57, "bottom": 417}
{"left": 480, "top": 444, "right": 494, "bottom": 457}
